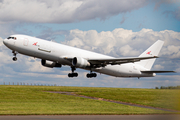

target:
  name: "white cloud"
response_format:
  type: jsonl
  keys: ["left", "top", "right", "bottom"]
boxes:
{"left": 64, "top": 28, "right": 180, "bottom": 59}
{"left": 25, "top": 58, "right": 54, "bottom": 72}
{"left": 0, "top": 0, "right": 148, "bottom": 23}
{"left": 20, "top": 72, "right": 67, "bottom": 79}
{"left": 0, "top": 37, "right": 13, "bottom": 65}
{"left": 0, "top": 23, "right": 17, "bottom": 38}
{"left": 166, "top": 45, "right": 180, "bottom": 58}
{"left": 119, "top": 45, "right": 140, "bottom": 56}
{"left": 154, "top": 64, "right": 164, "bottom": 69}
{"left": 0, "top": 37, "right": 3, "bottom": 45}
{"left": 0, "top": 0, "right": 178, "bottom": 24}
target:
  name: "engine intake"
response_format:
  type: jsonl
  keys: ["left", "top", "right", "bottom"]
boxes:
{"left": 41, "top": 60, "right": 61, "bottom": 68}
{"left": 72, "top": 57, "right": 90, "bottom": 68}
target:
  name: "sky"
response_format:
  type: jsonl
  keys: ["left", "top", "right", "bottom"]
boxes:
{"left": 0, "top": 0, "right": 180, "bottom": 88}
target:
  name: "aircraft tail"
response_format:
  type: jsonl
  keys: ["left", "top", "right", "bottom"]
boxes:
{"left": 137, "top": 40, "right": 164, "bottom": 70}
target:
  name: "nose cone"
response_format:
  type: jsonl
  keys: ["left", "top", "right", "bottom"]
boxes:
{"left": 3, "top": 39, "right": 8, "bottom": 46}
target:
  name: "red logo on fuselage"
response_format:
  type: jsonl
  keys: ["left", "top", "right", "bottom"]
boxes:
{"left": 33, "top": 42, "right": 38, "bottom": 46}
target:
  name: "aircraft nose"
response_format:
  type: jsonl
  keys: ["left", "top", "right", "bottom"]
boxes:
{"left": 3, "top": 39, "right": 8, "bottom": 46}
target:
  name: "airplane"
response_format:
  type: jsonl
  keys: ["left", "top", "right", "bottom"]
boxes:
{"left": 3, "top": 34, "right": 175, "bottom": 78}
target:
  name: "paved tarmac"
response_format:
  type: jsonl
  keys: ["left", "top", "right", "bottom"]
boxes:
{"left": 0, "top": 115, "right": 179, "bottom": 120}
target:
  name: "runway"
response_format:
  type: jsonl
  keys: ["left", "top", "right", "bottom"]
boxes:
{"left": 0, "top": 115, "right": 179, "bottom": 120}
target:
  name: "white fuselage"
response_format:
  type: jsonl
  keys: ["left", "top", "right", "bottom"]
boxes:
{"left": 3, "top": 35, "right": 155, "bottom": 78}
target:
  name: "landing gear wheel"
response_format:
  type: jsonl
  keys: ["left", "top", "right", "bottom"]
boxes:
{"left": 68, "top": 73, "right": 78, "bottom": 78}
{"left": 93, "top": 73, "right": 97, "bottom": 77}
{"left": 12, "top": 57, "right": 17, "bottom": 61}
{"left": 86, "top": 73, "right": 97, "bottom": 78}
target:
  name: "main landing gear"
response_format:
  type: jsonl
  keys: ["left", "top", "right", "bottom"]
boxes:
{"left": 12, "top": 51, "right": 17, "bottom": 61}
{"left": 68, "top": 67, "right": 97, "bottom": 78}
{"left": 68, "top": 66, "right": 78, "bottom": 78}
{"left": 86, "top": 71, "right": 97, "bottom": 78}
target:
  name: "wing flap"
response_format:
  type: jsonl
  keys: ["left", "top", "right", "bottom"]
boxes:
{"left": 88, "top": 56, "right": 158, "bottom": 66}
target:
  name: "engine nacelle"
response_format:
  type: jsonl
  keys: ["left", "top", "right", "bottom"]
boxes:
{"left": 72, "top": 57, "right": 90, "bottom": 68}
{"left": 41, "top": 60, "right": 62, "bottom": 68}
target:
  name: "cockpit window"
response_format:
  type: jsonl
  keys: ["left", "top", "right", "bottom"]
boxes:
{"left": 7, "top": 37, "right": 16, "bottom": 40}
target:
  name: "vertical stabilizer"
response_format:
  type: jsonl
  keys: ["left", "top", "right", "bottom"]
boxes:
{"left": 137, "top": 40, "right": 164, "bottom": 70}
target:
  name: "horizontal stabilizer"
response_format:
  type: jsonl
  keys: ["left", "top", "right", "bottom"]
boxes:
{"left": 141, "top": 71, "right": 176, "bottom": 73}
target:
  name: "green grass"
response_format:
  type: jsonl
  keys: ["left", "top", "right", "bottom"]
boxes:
{"left": 31, "top": 86, "right": 179, "bottom": 111}
{"left": 75, "top": 88, "right": 180, "bottom": 111}
{"left": 0, "top": 85, "right": 179, "bottom": 115}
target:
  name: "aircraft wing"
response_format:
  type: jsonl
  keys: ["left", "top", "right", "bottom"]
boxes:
{"left": 88, "top": 56, "right": 158, "bottom": 67}
{"left": 63, "top": 56, "right": 158, "bottom": 67}
{"left": 141, "top": 71, "right": 176, "bottom": 73}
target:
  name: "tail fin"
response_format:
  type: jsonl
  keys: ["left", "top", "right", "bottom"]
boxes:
{"left": 137, "top": 40, "right": 164, "bottom": 70}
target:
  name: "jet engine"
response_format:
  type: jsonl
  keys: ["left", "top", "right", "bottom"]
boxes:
{"left": 72, "top": 57, "right": 90, "bottom": 68}
{"left": 41, "top": 60, "right": 62, "bottom": 68}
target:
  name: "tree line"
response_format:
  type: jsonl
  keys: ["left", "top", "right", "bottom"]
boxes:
{"left": 155, "top": 86, "right": 180, "bottom": 89}
{"left": 1, "top": 82, "right": 58, "bottom": 86}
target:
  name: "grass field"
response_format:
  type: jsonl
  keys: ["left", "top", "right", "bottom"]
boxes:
{"left": 0, "top": 85, "right": 179, "bottom": 115}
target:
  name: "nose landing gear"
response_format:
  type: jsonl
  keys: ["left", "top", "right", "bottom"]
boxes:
{"left": 12, "top": 51, "right": 17, "bottom": 61}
